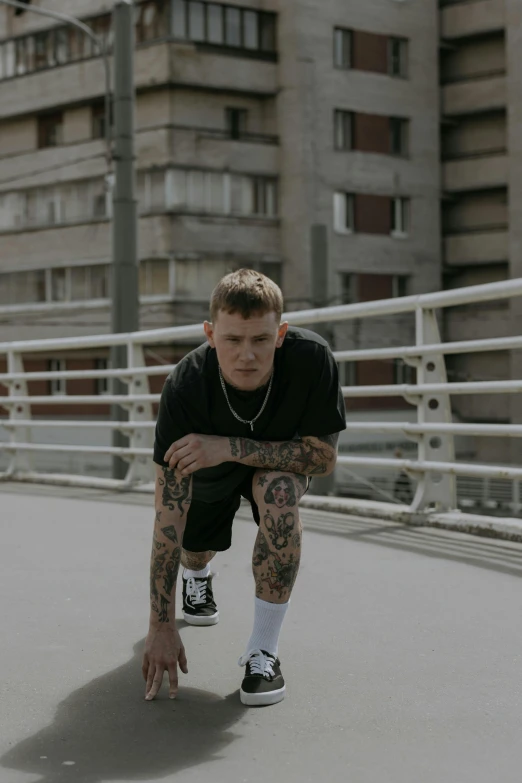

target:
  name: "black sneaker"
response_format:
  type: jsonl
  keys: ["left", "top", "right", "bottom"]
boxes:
{"left": 182, "top": 573, "right": 219, "bottom": 626}
{"left": 238, "top": 649, "right": 286, "bottom": 706}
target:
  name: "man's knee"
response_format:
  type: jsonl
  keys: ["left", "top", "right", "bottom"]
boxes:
{"left": 252, "top": 470, "right": 308, "bottom": 509}
{"left": 181, "top": 549, "right": 216, "bottom": 570}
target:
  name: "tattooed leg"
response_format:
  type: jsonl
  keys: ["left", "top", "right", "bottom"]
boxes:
{"left": 181, "top": 549, "right": 217, "bottom": 570}
{"left": 251, "top": 470, "right": 306, "bottom": 604}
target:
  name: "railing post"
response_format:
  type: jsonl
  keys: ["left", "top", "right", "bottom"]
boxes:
{"left": 410, "top": 307, "right": 456, "bottom": 513}
{"left": 6, "top": 350, "right": 32, "bottom": 476}
{"left": 123, "top": 341, "right": 154, "bottom": 486}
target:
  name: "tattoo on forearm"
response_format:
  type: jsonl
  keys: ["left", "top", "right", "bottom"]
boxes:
{"left": 150, "top": 522, "right": 182, "bottom": 623}
{"left": 161, "top": 525, "right": 178, "bottom": 544}
{"left": 264, "top": 509, "right": 295, "bottom": 550}
{"left": 229, "top": 435, "right": 336, "bottom": 476}
{"left": 159, "top": 467, "right": 192, "bottom": 515}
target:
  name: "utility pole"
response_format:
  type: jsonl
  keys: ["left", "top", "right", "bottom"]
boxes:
{"left": 111, "top": 0, "right": 139, "bottom": 480}
{"left": 310, "top": 224, "right": 336, "bottom": 496}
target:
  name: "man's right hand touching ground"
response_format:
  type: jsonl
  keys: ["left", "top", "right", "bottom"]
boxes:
{"left": 142, "top": 626, "right": 188, "bottom": 700}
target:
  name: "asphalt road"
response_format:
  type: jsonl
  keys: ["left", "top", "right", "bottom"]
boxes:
{"left": 1, "top": 482, "right": 522, "bottom": 783}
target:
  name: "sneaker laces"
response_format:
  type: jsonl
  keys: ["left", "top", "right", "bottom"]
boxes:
{"left": 238, "top": 649, "right": 276, "bottom": 678}
{"left": 185, "top": 576, "right": 208, "bottom": 606}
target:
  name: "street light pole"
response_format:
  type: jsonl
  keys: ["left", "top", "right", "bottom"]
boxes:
{"left": 111, "top": 0, "right": 139, "bottom": 480}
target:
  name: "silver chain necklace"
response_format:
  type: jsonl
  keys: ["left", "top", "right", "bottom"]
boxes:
{"left": 218, "top": 364, "right": 274, "bottom": 432}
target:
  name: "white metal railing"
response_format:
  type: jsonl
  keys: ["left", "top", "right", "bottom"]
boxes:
{"left": 1, "top": 277, "right": 522, "bottom": 515}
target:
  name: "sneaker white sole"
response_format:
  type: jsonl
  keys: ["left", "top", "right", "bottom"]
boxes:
{"left": 182, "top": 610, "right": 219, "bottom": 626}
{"left": 240, "top": 685, "right": 286, "bottom": 706}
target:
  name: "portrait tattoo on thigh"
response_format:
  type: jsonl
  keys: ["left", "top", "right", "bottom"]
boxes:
{"left": 264, "top": 509, "right": 295, "bottom": 550}
{"left": 264, "top": 476, "right": 297, "bottom": 508}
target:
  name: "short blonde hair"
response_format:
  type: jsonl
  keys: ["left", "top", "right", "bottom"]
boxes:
{"left": 210, "top": 268, "right": 283, "bottom": 322}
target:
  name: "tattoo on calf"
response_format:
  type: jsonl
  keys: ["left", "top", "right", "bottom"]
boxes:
{"left": 264, "top": 509, "right": 295, "bottom": 550}
{"left": 260, "top": 553, "right": 299, "bottom": 600}
{"left": 159, "top": 467, "right": 192, "bottom": 516}
{"left": 253, "top": 530, "right": 270, "bottom": 567}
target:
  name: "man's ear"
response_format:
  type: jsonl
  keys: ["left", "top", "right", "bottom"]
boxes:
{"left": 276, "top": 321, "right": 289, "bottom": 348}
{"left": 203, "top": 321, "right": 215, "bottom": 348}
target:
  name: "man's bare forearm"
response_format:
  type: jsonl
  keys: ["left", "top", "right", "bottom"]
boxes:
{"left": 227, "top": 434, "right": 338, "bottom": 476}
{"left": 149, "top": 466, "right": 192, "bottom": 627}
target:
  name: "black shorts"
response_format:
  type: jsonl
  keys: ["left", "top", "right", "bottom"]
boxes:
{"left": 181, "top": 469, "right": 312, "bottom": 553}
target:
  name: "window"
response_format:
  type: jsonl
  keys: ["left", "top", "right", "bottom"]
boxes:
{"left": 92, "top": 101, "right": 113, "bottom": 140}
{"left": 389, "top": 37, "right": 408, "bottom": 78}
{"left": 339, "top": 273, "right": 408, "bottom": 305}
{"left": 259, "top": 13, "right": 276, "bottom": 52}
{"left": 226, "top": 107, "right": 248, "bottom": 139}
{"left": 49, "top": 359, "right": 66, "bottom": 396}
{"left": 15, "top": 0, "right": 32, "bottom": 15}
{"left": 207, "top": 4, "right": 224, "bottom": 44}
{"left": 390, "top": 117, "right": 409, "bottom": 156}
{"left": 38, "top": 113, "right": 63, "bottom": 148}
{"left": 244, "top": 11, "right": 258, "bottom": 50}
{"left": 188, "top": 1, "right": 205, "bottom": 41}
{"left": 334, "top": 27, "right": 352, "bottom": 69}
{"left": 55, "top": 28, "right": 70, "bottom": 64}
{"left": 394, "top": 358, "right": 416, "bottom": 386}
{"left": 172, "top": 0, "right": 188, "bottom": 38}
{"left": 225, "top": 6, "right": 242, "bottom": 47}
{"left": 136, "top": 1, "right": 167, "bottom": 43}
{"left": 140, "top": 258, "right": 171, "bottom": 296}
{"left": 340, "top": 273, "right": 355, "bottom": 304}
{"left": 50, "top": 268, "right": 68, "bottom": 302}
{"left": 333, "top": 192, "right": 355, "bottom": 234}
{"left": 0, "top": 270, "right": 46, "bottom": 305}
{"left": 337, "top": 361, "right": 356, "bottom": 387}
{"left": 391, "top": 197, "right": 410, "bottom": 236}
{"left": 252, "top": 178, "right": 277, "bottom": 216}
{"left": 95, "top": 359, "right": 111, "bottom": 395}
{"left": 334, "top": 110, "right": 353, "bottom": 150}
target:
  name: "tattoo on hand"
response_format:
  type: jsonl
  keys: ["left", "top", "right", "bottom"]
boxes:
{"left": 159, "top": 467, "right": 192, "bottom": 515}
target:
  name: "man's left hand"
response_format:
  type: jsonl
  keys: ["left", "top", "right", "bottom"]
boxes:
{"left": 164, "top": 434, "right": 230, "bottom": 475}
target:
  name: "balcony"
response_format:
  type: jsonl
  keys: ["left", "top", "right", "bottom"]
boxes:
{"left": 0, "top": 39, "right": 277, "bottom": 120}
{"left": 444, "top": 228, "right": 508, "bottom": 265}
{"left": 443, "top": 153, "right": 507, "bottom": 191}
{"left": 169, "top": 127, "right": 279, "bottom": 173}
{"left": 442, "top": 74, "right": 506, "bottom": 116}
{"left": 440, "top": 0, "right": 505, "bottom": 41}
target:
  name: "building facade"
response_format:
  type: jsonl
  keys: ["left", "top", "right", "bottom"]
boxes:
{"left": 0, "top": 0, "right": 517, "bottom": 476}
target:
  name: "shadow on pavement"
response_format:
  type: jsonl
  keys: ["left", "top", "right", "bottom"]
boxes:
{"left": 301, "top": 511, "right": 522, "bottom": 579}
{"left": 1, "top": 638, "right": 247, "bottom": 783}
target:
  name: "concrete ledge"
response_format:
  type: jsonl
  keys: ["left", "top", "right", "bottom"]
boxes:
{"left": 300, "top": 493, "right": 522, "bottom": 542}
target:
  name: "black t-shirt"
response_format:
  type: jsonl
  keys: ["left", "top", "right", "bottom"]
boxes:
{"left": 153, "top": 326, "right": 347, "bottom": 502}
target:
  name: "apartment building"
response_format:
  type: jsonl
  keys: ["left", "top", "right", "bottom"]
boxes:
{"left": 13, "top": 1, "right": 516, "bottom": 483}
{"left": 439, "top": 0, "right": 521, "bottom": 467}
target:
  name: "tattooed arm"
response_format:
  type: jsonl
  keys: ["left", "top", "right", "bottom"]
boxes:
{"left": 142, "top": 463, "right": 192, "bottom": 701}
{"left": 149, "top": 463, "right": 192, "bottom": 626}
{"left": 228, "top": 433, "right": 340, "bottom": 477}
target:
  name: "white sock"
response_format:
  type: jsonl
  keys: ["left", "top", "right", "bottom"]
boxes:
{"left": 183, "top": 563, "right": 210, "bottom": 579}
{"left": 244, "top": 596, "right": 290, "bottom": 658}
